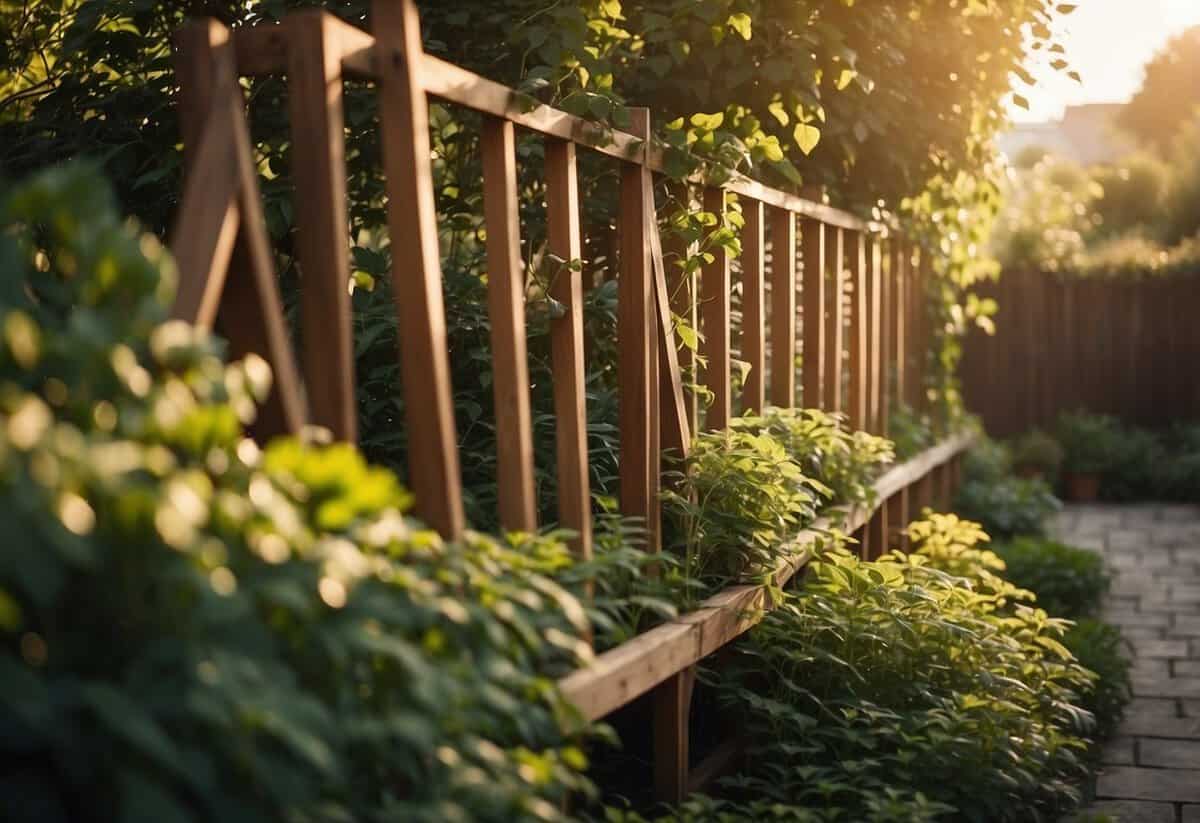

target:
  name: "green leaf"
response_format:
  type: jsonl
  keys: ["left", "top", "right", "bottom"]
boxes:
{"left": 727, "top": 13, "right": 752, "bottom": 41}
{"left": 793, "top": 123, "right": 822, "bottom": 155}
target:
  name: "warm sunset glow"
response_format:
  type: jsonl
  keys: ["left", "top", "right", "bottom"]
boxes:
{"left": 1012, "top": 0, "right": 1200, "bottom": 123}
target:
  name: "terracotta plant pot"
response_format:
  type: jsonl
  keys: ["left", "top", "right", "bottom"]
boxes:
{"left": 1064, "top": 472, "right": 1101, "bottom": 502}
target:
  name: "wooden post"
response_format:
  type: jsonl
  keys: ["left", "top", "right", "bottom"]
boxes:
{"left": 848, "top": 230, "right": 868, "bottom": 431}
{"left": 546, "top": 138, "right": 592, "bottom": 571}
{"left": 824, "top": 226, "right": 844, "bottom": 413}
{"left": 373, "top": 0, "right": 465, "bottom": 539}
{"left": 879, "top": 239, "right": 892, "bottom": 436}
{"left": 617, "top": 107, "right": 656, "bottom": 541}
{"left": 481, "top": 116, "right": 537, "bottom": 532}
{"left": 654, "top": 666, "right": 697, "bottom": 803}
{"left": 887, "top": 489, "right": 908, "bottom": 552}
{"left": 286, "top": 11, "right": 357, "bottom": 442}
{"left": 891, "top": 240, "right": 907, "bottom": 413}
{"left": 868, "top": 237, "right": 883, "bottom": 434}
{"left": 868, "top": 503, "right": 888, "bottom": 560}
{"left": 800, "top": 217, "right": 826, "bottom": 408}
{"left": 741, "top": 199, "right": 766, "bottom": 414}
{"left": 702, "top": 187, "right": 732, "bottom": 430}
{"left": 769, "top": 207, "right": 796, "bottom": 409}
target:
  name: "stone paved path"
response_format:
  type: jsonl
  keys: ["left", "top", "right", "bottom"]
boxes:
{"left": 1053, "top": 504, "right": 1200, "bottom": 823}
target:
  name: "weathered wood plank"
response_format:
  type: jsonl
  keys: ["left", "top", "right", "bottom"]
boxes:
{"left": 372, "top": 0, "right": 465, "bottom": 539}
{"left": 800, "top": 217, "right": 826, "bottom": 408}
{"left": 545, "top": 138, "right": 592, "bottom": 567}
{"left": 848, "top": 230, "right": 868, "bottom": 431}
{"left": 769, "top": 207, "right": 796, "bottom": 408}
{"left": 702, "top": 187, "right": 732, "bottom": 430}
{"left": 741, "top": 199, "right": 766, "bottom": 414}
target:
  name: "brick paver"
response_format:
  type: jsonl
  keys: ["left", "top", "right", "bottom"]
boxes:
{"left": 1056, "top": 505, "right": 1200, "bottom": 821}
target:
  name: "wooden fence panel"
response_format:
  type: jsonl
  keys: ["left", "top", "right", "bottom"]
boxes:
{"left": 801, "top": 217, "right": 826, "bottom": 408}
{"left": 741, "top": 200, "right": 767, "bottom": 414}
{"left": 769, "top": 207, "right": 797, "bottom": 409}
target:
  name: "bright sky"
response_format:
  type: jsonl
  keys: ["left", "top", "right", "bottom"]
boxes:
{"left": 1011, "top": 0, "right": 1200, "bottom": 123}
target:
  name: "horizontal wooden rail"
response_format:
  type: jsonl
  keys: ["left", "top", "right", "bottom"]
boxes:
{"left": 557, "top": 432, "right": 975, "bottom": 722}
{"left": 228, "top": 13, "right": 883, "bottom": 234}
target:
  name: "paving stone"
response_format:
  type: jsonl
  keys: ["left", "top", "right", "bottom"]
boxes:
{"left": 1120, "top": 714, "right": 1200, "bottom": 740}
{"left": 1176, "top": 660, "right": 1200, "bottom": 677}
{"left": 1133, "top": 660, "right": 1171, "bottom": 680}
{"left": 1186, "top": 700, "right": 1200, "bottom": 717}
{"left": 1159, "top": 505, "right": 1200, "bottom": 522}
{"left": 1175, "top": 616, "right": 1200, "bottom": 637}
{"left": 1106, "top": 611, "right": 1172, "bottom": 629}
{"left": 1075, "top": 799, "right": 1176, "bottom": 823}
{"left": 1097, "top": 765, "right": 1200, "bottom": 802}
{"left": 1126, "top": 697, "right": 1181, "bottom": 719}
{"left": 1132, "top": 639, "right": 1191, "bottom": 659}
{"left": 1101, "top": 736, "right": 1137, "bottom": 765}
{"left": 1139, "top": 737, "right": 1200, "bottom": 769}
{"left": 1123, "top": 627, "right": 1168, "bottom": 641}
{"left": 1172, "top": 585, "right": 1200, "bottom": 604}
{"left": 1184, "top": 805, "right": 1200, "bottom": 823}
{"left": 1133, "top": 676, "right": 1200, "bottom": 699}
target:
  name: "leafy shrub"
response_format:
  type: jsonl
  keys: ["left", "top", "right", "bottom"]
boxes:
{"left": 888, "top": 404, "right": 936, "bottom": 460}
{"left": 0, "top": 165, "right": 593, "bottom": 823}
{"left": 694, "top": 538, "right": 1097, "bottom": 822}
{"left": 955, "top": 437, "right": 1061, "bottom": 539}
{"left": 1011, "top": 429, "right": 1064, "bottom": 480}
{"left": 992, "top": 538, "right": 1109, "bottom": 619}
{"left": 1063, "top": 619, "right": 1131, "bottom": 743}
{"left": 1056, "top": 411, "right": 1122, "bottom": 476}
{"left": 662, "top": 429, "right": 824, "bottom": 591}
{"left": 732, "top": 407, "right": 894, "bottom": 506}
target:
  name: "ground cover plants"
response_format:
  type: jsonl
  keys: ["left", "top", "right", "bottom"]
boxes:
{"left": 955, "top": 436, "right": 1062, "bottom": 538}
{"left": 604, "top": 513, "right": 1113, "bottom": 822}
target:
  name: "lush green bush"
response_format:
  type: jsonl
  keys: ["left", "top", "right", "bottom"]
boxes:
{"left": 0, "top": 165, "right": 594, "bottom": 823}
{"left": 1063, "top": 619, "right": 1131, "bottom": 743}
{"left": 992, "top": 538, "right": 1109, "bottom": 619}
{"left": 1011, "top": 429, "right": 1064, "bottom": 480}
{"left": 689, "top": 529, "right": 1097, "bottom": 821}
{"left": 732, "top": 407, "right": 894, "bottom": 506}
{"left": 954, "top": 438, "right": 1061, "bottom": 539}
{"left": 888, "top": 404, "right": 937, "bottom": 461}
{"left": 661, "top": 429, "right": 824, "bottom": 592}
{"left": 1056, "top": 412, "right": 1123, "bottom": 476}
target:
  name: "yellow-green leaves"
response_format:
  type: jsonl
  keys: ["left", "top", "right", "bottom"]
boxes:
{"left": 793, "top": 123, "right": 822, "bottom": 155}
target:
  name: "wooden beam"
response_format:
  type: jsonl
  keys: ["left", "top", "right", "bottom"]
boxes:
{"left": 702, "top": 187, "right": 732, "bottom": 430}
{"left": 372, "top": 0, "right": 465, "bottom": 539}
{"left": 741, "top": 199, "right": 766, "bottom": 414}
{"left": 800, "top": 217, "right": 826, "bottom": 408}
{"left": 286, "top": 11, "right": 358, "bottom": 442}
{"left": 824, "top": 226, "right": 844, "bottom": 413}
{"left": 546, "top": 139, "right": 592, "bottom": 571}
{"left": 768, "top": 207, "right": 796, "bottom": 409}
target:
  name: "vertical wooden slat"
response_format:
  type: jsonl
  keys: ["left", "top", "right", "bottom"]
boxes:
{"left": 891, "top": 241, "right": 907, "bottom": 412}
{"left": 800, "top": 218, "right": 826, "bottom": 408}
{"left": 287, "top": 11, "right": 357, "bottom": 442}
{"left": 769, "top": 207, "right": 796, "bottom": 409}
{"left": 825, "top": 226, "right": 845, "bottom": 413}
{"left": 888, "top": 489, "right": 909, "bottom": 552}
{"left": 702, "top": 187, "right": 732, "bottom": 429}
{"left": 617, "top": 107, "right": 656, "bottom": 538}
{"left": 848, "top": 230, "right": 868, "bottom": 431}
{"left": 741, "top": 200, "right": 766, "bottom": 414}
{"left": 373, "top": 0, "right": 465, "bottom": 539}
{"left": 481, "top": 116, "right": 537, "bottom": 532}
{"left": 545, "top": 138, "right": 592, "bottom": 568}
{"left": 868, "top": 237, "right": 883, "bottom": 433}
{"left": 654, "top": 666, "right": 696, "bottom": 803}
{"left": 868, "top": 504, "right": 888, "bottom": 560}
{"left": 879, "top": 239, "right": 892, "bottom": 436}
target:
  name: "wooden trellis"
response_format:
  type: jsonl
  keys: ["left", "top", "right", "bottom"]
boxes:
{"left": 170, "top": 0, "right": 969, "bottom": 802}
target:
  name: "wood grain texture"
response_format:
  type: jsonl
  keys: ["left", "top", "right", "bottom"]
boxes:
{"left": 702, "top": 187, "right": 732, "bottom": 430}
{"left": 800, "top": 217, "right": 826, "bottom": 408}
{"left": 545, "top": 139, "right": 592, "bottom": 567}
{"left": 654, "top": 667, "right": 696, "bottom": 803}
{"left": 891, "top": 241, "right": 907, "bottom": 414}
{"left": 481, "top": 116, "right": 537, "bottom": 532}
{"left": 649, "top": 186, "right": 693, "bottom": 463}
{"left": 372, "top": 0, "right": 465, "bottom": 539}
{"left": 286, "top": 11, "right": 357, "bottom": 442}
{"left": 848, "top": 230, "right": 868, "bottom": 431}
{"left": 769, "top": 207, "right": 796, "bottom": 409}
{"left": 617, "top": 108, "right": 656, "bottom": 542}
{"left": 868, "top": 237, "right": 883, "bottom": 433}
{"left": 741, "top": 199, "right": 766, "bottom": 414}
{"left": 823, "top": 226, "right": 845, "bottom": 412}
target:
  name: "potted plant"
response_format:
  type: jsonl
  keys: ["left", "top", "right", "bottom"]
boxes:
{"left": 1055, "top": 412, "right": 1120, "bottom": 502}
{"left": 1011, "top": 429, "right": 1065, "bottom": 482}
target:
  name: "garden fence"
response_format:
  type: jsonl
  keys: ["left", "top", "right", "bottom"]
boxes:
{"left": 962, "top": 269, "right": 1200, "bottom": 437}
{"left": 169, "top": 0, "right": 970, "bottom": 802}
